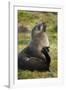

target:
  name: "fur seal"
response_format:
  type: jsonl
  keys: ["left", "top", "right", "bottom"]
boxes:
{"left": 18, "top": 22, "right": 51, "bottom": 71}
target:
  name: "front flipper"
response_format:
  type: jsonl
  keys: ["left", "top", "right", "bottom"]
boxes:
{"left": 41, "top": 47, "right": 51, "bottom": 71}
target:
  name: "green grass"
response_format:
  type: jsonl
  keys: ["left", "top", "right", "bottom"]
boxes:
{"left": 18, "top": 11, "right": 57, "bottom": 79}
{"left": 18, "top": 70, "right": 57, "bottom": 79}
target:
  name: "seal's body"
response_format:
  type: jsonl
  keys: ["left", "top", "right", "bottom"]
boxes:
{"left": 18, "top": 22, "right": 51, "bottom": 71}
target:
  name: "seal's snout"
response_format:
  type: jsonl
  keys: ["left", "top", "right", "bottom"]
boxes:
{"left": 38, "top": 22, "right": 46, "bottom": 32}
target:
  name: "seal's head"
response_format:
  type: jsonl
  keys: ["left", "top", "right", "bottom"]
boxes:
{"left": 32, "top": 22, "right": 46, "bottom": 39}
